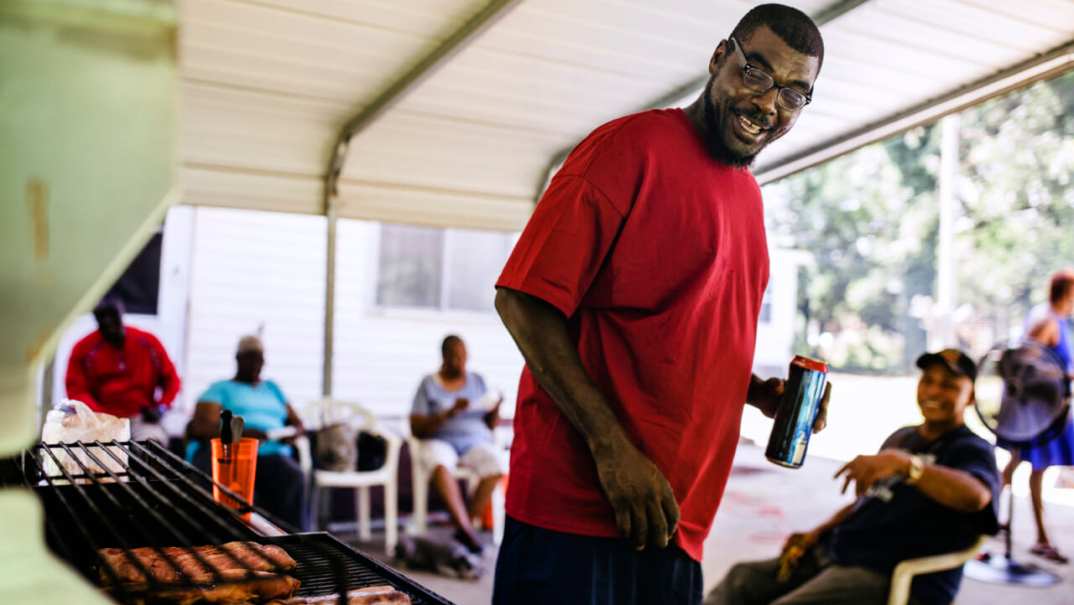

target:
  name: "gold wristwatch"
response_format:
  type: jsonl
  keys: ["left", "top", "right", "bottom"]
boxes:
{"left": 906, "top": 454, "right": 925, "bottom": 485}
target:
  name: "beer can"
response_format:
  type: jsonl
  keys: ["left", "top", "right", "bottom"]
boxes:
{"left": 765, "top": 355, "right": 829, "bottom": 468}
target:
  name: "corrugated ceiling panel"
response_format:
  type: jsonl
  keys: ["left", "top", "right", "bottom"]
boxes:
{"left": 183, "top": 166, "right": 322, "bottom": 215}
{"left": 835, "top": 4, "right": 1026, "bottom": 66}
{"left": 243, "top": 0, "right": 482, "bottom": 34}
{"left": 343, "top": 110, "right": 561, "bottom": 198}
{"left": 181, "top": 81, "right": 343, "bottom": 176}
{"left": 875, "top": 0, "right": 1069, "bottom": 53}
{"left": 957, "top": 0, "right": 1074, "bottom": 32}
{"left": 182, "top": 0, "right": 468, "bottom": 102}
{"left": 179, "top": 0, "right": 485, "bottom": 216}
{"left": 177, "top": 0, "right": 1074, "bottom": 229}
{"left": 336, "top": 180, "right": 532, "bottom": 231}
{"left": 390, "top": 48, "right": 662, "bottom": 137}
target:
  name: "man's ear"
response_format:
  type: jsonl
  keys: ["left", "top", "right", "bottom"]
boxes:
{"left": 709, "top": 39, "right": 730, "bottom": 75}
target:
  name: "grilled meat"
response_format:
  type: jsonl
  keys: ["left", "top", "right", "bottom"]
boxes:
{"left": 99, "top": 541, "right": 297, "bottom": 585}
{"left": 267, "top": 585, "right": 412, "bottom": 604}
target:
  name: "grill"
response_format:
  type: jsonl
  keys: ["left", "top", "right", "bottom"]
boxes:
{"left": 0, "top": 440, "right": 453, "bottom": 604}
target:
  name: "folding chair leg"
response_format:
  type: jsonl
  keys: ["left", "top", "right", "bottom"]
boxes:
{"left": 491, "top": 481, "right": 505, "bottom": 545}
{"left": 410, "top": 468, "right": 428, "bottom": 535}
{"left": 308, "top": 485, "right": 321, "bottom": 531}
{"left": 385, "top": 480, "right": 398, "bottom": 556}
{"left": 357, "top": 486, "right": 371, "bottom": 542}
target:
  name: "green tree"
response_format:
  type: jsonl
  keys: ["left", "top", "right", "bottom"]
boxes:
{"left": 767, "top": 69, "right": 1074, "bottom": 373}
{"left": 766, "top": 122, "right": 941, "bottom": 372}
{"left": 957, "top": 71, "right": 1074, "bottom": 342}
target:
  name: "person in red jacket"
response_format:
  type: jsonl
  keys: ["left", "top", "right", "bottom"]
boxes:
{"left": 65, "top": 298, "right": 181, "bottom": 444}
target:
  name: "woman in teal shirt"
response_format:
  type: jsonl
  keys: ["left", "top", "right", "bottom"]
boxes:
{"left": 187, "top": 335, "right": 307, "bottom": 529}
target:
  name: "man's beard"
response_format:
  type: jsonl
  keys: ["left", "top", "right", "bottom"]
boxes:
{"left": 701, "top": 81, "right": 759, "bottom": 168}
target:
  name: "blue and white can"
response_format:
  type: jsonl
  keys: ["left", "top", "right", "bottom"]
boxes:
{"left": 765, "top": 355, "right": 829, "bottom": 469}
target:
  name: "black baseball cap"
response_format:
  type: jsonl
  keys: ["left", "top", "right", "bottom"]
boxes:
{"left": 915, "top": 348, "right": 977, "bottom": 382}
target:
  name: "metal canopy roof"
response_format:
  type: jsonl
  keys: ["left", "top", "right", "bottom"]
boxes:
{"left": 179, "top": 0, "right": 1074, "bottom": 230}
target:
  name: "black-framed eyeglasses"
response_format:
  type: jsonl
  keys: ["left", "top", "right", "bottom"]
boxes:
{"left": 729, "top": 36, "right": 812, "bottom": 111}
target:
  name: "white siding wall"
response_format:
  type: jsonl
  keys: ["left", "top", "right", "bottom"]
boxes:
{"left": 183, "top": 208, "right": 327, "bottom": 415}
{"left": 333, "top": 219, "right": 524, "bottom": 418}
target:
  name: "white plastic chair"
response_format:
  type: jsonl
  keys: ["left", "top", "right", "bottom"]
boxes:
{"left": 887, "top": 535, "right": 988, "bottom": 605}
{"left": 294, "top": 399, "right": 403, "bottom": 555}
{"left": 406, "top": 435, "right": 506, "bottom": 545}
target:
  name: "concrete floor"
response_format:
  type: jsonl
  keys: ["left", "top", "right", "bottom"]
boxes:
{"left": 347, "top": 443, "right": 1074, "bottom": 605}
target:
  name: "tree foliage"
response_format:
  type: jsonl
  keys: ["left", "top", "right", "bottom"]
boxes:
{"left": 765, "top": 70, "right": 1074, "bottom": 373}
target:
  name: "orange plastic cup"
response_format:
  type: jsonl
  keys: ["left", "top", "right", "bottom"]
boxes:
{"left": 211, "top": 437, "right": 258, "bottom": 520}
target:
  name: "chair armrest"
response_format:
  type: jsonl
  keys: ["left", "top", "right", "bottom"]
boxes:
{"left": 887, "top": 535, "right": 988, "bottom": 605}
{"left": 292, "top": 435, "right": 313, "bottom": 475}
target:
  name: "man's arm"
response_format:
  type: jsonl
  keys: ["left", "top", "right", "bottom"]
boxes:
{"left": 188, "top": 401, "right": 269, "bottom": 441}
{"left": 1027, "top": 317, "right": 1060, "bottom": 348}
{"left": 153, "top": 338, "right": 181, "bottom": 408}
{"left": 495, "top": 287, "right": 679, "bottom": 550}
{"left": 284, "top": 404, "right": 305, "bottom": 434}
{"left": 188, "top": 401, "right": 222, "bottom": 441}
{"left": 835, "top": 450, "right": 991, "bottom": 512}
{"left": 483, "top": 398, "right": 503, "bottom": 430}
{"left": 782, "top": 501, "right": 856, "bottom": 558}
{"left": 410, "top": 397, "right": 467, "bottom": 439}
{"left": 409, "top": 413, "right": 446, "bottom": 439}
{"left": 903, "top": 457, "right": 992, "bottom": 512}
{"left": 811, "top": 501, "right": 857, "bottom": 537}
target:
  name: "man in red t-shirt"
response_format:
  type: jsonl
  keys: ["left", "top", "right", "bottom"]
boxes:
{"left": 493, "top": 5, "right": 828, "bottom": 604}
{"left": 65, "top": 298, "right": 180, "bottom": 444}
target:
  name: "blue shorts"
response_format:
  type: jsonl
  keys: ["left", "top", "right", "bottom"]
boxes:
{"left": 492, "top": 516, "right": 702, "bottom": 605}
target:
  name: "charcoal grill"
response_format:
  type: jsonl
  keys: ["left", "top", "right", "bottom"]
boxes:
{"left": 0, "top": 440, "right": 453, "bottom": 604}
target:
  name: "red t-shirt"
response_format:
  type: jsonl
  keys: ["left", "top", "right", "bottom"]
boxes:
{"left": 496, "top": 108, "right": 769, "bottom": 561}
{"left": 65, "top": 326, "right": 181, "bottom": 419}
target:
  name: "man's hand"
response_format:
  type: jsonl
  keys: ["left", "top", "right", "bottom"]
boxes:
{"left": 448, "top": 398, "right": 469, "bottom": 418}
{"left": 140, "top": 405, "right": 163, "bottom": 424}
{"left": 748, "top": 376, "right": 832, "bottom": 432}
{"left": 834, "top": 449, "right": 911, "bottom": 496}
{"left": 748, "top": 376, "right": 784, "bottom": 418}
{"left": 780, "top": 530, "right": 821, "bottom": 557}
{"left": 592, "top": 437, "right": 679, "bottom": 551}
{"left": 777, "top": 530, "right": 820, "bottom": 581}
{"left": 484, "top": 396, "right": 504, "bottom": 430}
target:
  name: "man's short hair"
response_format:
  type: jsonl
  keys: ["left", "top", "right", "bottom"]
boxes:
{"left": 1048, "top": 269, "right": 1074, "bottom": 304}
{"left": 93, "top": 295, "right": 125, "bottom": 317}
{"left": 236, "top": 334, "right": 264, "bottom": 355}
{"left": 731, "top": 4, "right": 825, "bottom": 70}
{"left": 441, "top": 334, "right": 463, "bottom": 357}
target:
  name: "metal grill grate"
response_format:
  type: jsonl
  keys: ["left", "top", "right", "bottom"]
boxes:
{"left": 1, "top": 440, "right": 453, "bottom": 604}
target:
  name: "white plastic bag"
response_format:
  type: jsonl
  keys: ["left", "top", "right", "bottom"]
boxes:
{"left": 40, "top": 400, "right": 130, "bottom": 482}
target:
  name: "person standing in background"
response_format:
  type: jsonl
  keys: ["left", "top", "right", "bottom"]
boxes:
{"left": 1000, "top": 269, "right": 1074, "bottom": 564}
{"left": 65, "top": 297, "right": 180, "bottom": 445}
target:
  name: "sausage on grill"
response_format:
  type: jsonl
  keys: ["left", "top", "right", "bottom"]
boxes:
{"left": 127, "top": 569, "right": 300, "bottom": 604}
{"left": 267, "top": 585, "right": 412, "bottom": 604}
{"left": 98, "top": 541, "right": 297, "bottom": 585}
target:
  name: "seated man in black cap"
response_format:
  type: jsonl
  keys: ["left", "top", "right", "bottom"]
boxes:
{"left": 706, "top": 349, "right": 1000, "bottom": 605}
